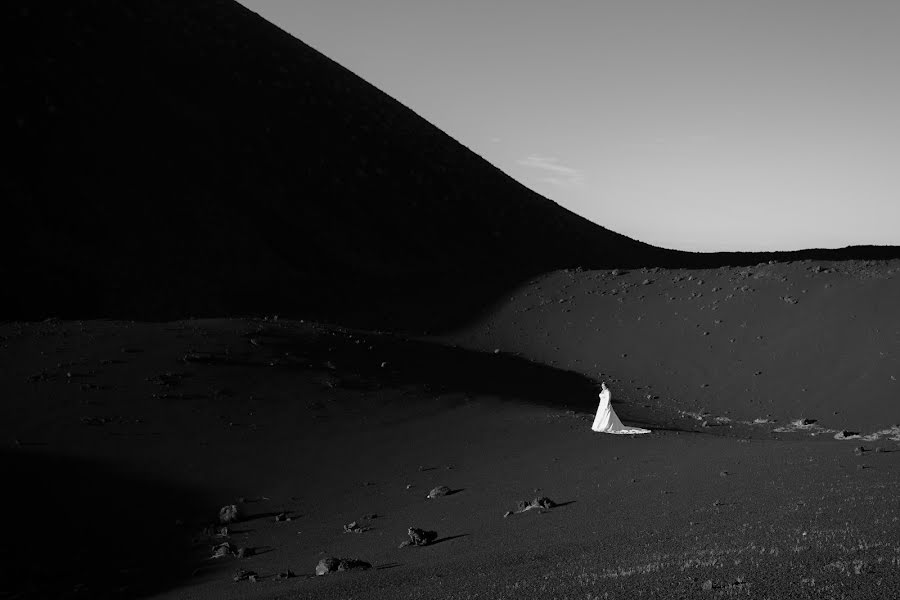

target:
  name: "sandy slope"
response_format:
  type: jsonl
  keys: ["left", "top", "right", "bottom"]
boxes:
{"left": 2, "top": 312, "right": 898, "bottom": 599}
{"left": 449, "top": 259, "right": 900, "bottom": 435}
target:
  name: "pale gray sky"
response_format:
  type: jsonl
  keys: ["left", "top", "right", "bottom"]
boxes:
{"left": 238, "top": 0, "right": 900, "bottom": 252}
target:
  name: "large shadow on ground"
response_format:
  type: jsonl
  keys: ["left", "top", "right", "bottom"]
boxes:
{"left": 0, "top": 450, "right": 208, "bottom": 599}
{"left": 256, "top": 327, "right": 667, "bottom": 425}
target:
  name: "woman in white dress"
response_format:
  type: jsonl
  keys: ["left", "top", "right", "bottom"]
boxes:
{"left": 591, "top": 382, "right": 651, "bottom": 434}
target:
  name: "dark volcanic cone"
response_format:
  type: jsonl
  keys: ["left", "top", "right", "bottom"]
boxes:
{"left": 4, "top": 0, "right": 668, "bottom": 328}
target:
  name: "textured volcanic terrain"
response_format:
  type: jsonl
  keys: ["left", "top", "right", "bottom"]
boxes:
{"left": 1, "top": 316, "right": 898, "bottom": 599}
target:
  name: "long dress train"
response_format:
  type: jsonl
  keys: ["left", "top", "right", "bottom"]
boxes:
{"left": 591, "top": 387, "right": 651, "bottom": 434}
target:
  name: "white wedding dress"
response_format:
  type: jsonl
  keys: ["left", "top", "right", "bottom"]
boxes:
{"left": 591, "top": 386, "right": 651, "bottom": 434}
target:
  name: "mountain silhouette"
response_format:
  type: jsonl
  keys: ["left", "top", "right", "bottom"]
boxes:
{"left": 4, "top": 0, "right": 670, "bottom": 329}
{"left": 4, "top": 1, "right": 897, "bottom": 329}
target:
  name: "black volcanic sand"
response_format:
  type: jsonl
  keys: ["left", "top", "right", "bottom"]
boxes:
{"left": 2, "top": 293, "right": 899, "bottom": 599}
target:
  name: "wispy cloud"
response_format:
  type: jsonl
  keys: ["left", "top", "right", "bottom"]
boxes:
{"left": 517, "top": 155, "right": 584, "bottom": 186}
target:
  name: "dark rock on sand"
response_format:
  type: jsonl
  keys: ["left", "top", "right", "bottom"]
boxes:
{"left": 218, "top": 504, "right": 240, "bottom": 524}
{"left": 426, "top": 485, "right": 452, "bottom": 499}
{"left": 232, "top": 568, "right": 257, "bottom": 582}
{"left": 315, "top": 557, "right": 372, "bottom": 576}
{"left": 403, "top": 527, "right": 438, "bottom": 547}
{"left": 343, "top": 521, "right": 368, "bottom": 534}
{"left": 514, "top": 497, "right": 557, "bottom": 513}
{"left": 211, "top": 542, "right": 237, "bottom": 559}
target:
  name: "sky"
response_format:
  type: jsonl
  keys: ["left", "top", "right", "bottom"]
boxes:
{"left": 237, "top": 0, "right": 900, "bottom": 252}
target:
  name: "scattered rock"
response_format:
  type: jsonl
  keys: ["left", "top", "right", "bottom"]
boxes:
{"left": 835, "top": 431, "right": 860, "bottom": 440}
{"left": 211, "top": 542, "right": 237, "bottom": 559}
{"left": 219, "top": 504, "right": 240, "bottom": 524}
{"left": 426, "top": 485, "right": 452, "bottom": 499}
{"left": 782, "top": 296, "right": 799, "bottom": 305}
{"left": 514, "top": 496, "right": 557, "bottom": 513}
{"left": 404, "top": 527, "right": 438, "bottom": 547}
{"left": 232, "top": 568, "right": 257, "bottom": 582}
{"left": 315, "top": 557, "right": 372, "bottom": 576}
{"left": 343, "top": 521, "right": 368, "bottom": 534}
{"left": 274, "top": 512, "right": 290, "bottom": 522}
{"left": 532, "top": 496, "right": 556, "bottom": 509}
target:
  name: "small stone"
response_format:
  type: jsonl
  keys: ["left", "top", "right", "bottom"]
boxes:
{"left": 719, "top": 471, "right": 728, "bottom": 477}
{"left": 503, "top": 511, "right": 513, "bottom": 518}
{"left": 236, "top": 547, "right": 254, "bottom": 559}
{"left": 274, "top": 512, "right": 290, "bottom": 522}
{"left": 211, "top": 542, "right": 237, "bottom": 559}
{"left": 275, "top": 570, "right": 295, "bottom": 580}
{"left": 426, "top": 485, "right": 452, "bottom": 499}
{"left": 702, "top": 579, "right": 714, "bottom": 590}
{"left": 343, "top": 521, "right": 367, "bottom": 534}
{"left": 315, "top": 557, "right": 371, "bottom": 576}
{"left": 405, "top": 527, "right": 438, "bottom": 546}
{"left": 531, "top": 496, "right": 556, "bottom": 509}
{"left": 219, "top": 504, "right": 240, "bottom": 524}
{"left": 854, "top": 446, "right": 867, "bottom": 455}
{"left": 233, "top": 568, "right": 257, "bottom": 582}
